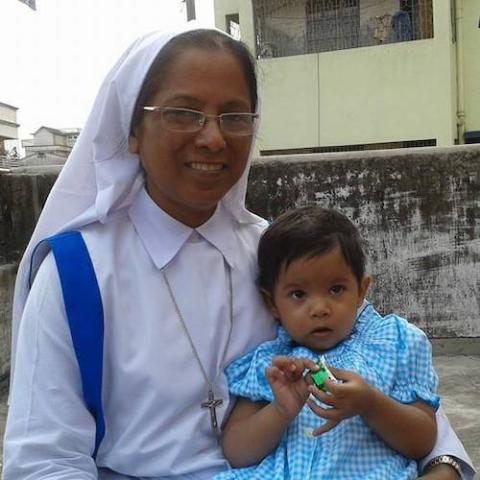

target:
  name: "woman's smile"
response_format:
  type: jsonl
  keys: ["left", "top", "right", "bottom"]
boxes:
{"left": 188, "top": 162, "right": 225, "bottom": 172}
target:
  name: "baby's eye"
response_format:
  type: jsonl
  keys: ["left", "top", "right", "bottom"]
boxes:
{"left": 289, "top": 290, "right": 305, "bottom": 300}
{"left": 330, "top": 285, "right": 345, "bottom": 296}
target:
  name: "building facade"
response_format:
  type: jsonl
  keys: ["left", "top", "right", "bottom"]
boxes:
{"left": 20, "top": 126, "right": 80, "bottom": 166}
{"left": 0, "top": 102, "right": 19, "bottom": 159}
{"left": 214, "top": 0, "right": 480, "bottom": 154}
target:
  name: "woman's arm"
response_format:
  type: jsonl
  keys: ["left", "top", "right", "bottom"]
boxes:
{"left": 3, "top": 255, "right": 98, "bottom": 479}
{"left": 418, "top": 407, "right": 476, "bottom": 480}
{"left": 308, "top": 367, "right": 437, "bottom": 458}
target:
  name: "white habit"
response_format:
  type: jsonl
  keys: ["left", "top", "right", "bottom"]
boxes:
{"left": 4, "top": 188, "right": 276, "bottom": 479}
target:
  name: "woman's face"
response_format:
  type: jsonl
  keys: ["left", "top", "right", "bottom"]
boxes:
{"left": 129, "top": 46, "right": 254, "bottom": 227}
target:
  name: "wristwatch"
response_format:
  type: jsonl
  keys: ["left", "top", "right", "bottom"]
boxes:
{"left": 425, "top": 455, "right": 462, "bottom": 478}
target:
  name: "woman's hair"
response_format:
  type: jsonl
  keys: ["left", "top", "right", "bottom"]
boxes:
{"left": 258, "top": 206, "right": 366, "bottom": 292}
{"left": 130, "top": 29, "right": 258, "bottom": 135}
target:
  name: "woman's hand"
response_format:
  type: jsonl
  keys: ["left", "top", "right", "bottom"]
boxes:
{"left": 265, "top": 356, "right": 318, "bottom": 421}
{"left": 306, "top": 365, "right": 375, "bottom": 435}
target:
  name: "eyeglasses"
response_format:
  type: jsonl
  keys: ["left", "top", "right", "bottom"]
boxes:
{"left": 142, "top": 106, "right": 258, "bottom": 136}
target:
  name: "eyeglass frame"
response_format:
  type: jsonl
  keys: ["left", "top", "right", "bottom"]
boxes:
{"left": 142, "top": 106, "right": 259, "bottom": 136}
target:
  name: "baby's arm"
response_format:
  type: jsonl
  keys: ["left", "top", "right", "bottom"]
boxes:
{"left": 221, "top": 396, "right": 292, "bottom": 468}
{"left": 308, "top": 367, "right": 437, "bottom": 459}
{"left": 361, "top": 389, "right": 436, "bottom": 458}
{"left": 222, "top": 356, "right": 317, "bottom": 468}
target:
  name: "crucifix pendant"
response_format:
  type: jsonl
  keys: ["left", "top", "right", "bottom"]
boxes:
{"left": 201, "top": 389, "right": 223, "bottom": 436}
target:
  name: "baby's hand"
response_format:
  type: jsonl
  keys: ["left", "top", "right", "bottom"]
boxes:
{"left": 266, "top": 356, "right": 319, "bottom": 421}
{"left": 306, "top": 366, "right": 375, "bottom": 435}
{"left": 271, "top": 356, "right": 318, "bottom": 382}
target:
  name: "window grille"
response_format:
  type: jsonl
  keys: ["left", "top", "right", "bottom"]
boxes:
{"left": 252, "top": 0, "right": 434, "bottom": 59}
{"left": 306, "top": 0, "right": 359, "bottom": 53}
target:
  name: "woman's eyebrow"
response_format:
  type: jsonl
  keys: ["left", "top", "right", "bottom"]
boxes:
{"left": 161, "top": 95, "right": 251, "bottom": 111}
{"left": 222, "top": 100, "right": 252, "bottom": 111}
{"left": 162, "top": 94, "right": 199, "bottom": 104}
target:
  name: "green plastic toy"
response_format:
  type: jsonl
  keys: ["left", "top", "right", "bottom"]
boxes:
{"left": 310, "top": 356, "right": 337, "bottom": 391}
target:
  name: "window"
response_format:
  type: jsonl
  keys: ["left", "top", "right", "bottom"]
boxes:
{"left": 226, "top": 13, "right": 241, "bottom": 40}
{"left": 390, "top": 0, "right": 433, "bottom": 42}
{"left": 306, "top": 0, "right": 360, "bottom": 53}
{"left": 252, "top": 0, "right": 434, "bottom": 59}
{"left": 411, "top": 0, "right": 434, "bottom": 40}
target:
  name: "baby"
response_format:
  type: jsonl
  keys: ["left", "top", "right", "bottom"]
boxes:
{"left": 216, "top": 206, "right": 439, "bottom": 479}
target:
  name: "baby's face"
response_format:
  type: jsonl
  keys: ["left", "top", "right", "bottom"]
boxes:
{"left": 267, "top": 246, "right": 370, "bottom": 352}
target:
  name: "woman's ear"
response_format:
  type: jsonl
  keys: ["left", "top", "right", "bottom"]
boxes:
{"left": 128, "top": 135, "right": 139, "bottom": 154}
{"left": 260, "top": 288, "right": 279, "bottom": 318}
{"left": 358, "top": 275, "right": 371, "bottom": 307}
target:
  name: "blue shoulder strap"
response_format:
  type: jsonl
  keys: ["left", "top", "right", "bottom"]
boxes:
{"left": 47, "top": 231, "right": 105, "bottom": 458}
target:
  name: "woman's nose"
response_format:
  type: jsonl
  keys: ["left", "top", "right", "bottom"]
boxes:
{"left": 194, "top": 117, "right": 226, "bottom": 153}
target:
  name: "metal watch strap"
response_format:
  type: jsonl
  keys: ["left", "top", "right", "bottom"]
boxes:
{"left": 425, "top": 455, "right": 462, "bottom": 478}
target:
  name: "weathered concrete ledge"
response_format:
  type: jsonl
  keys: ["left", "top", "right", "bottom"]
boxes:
{"left": 1, "top": 146, "right": 479, "bottom": 377}
{"left": 0, "top": 265, "right": 15, "bottom": 379}
{"left": 0, "top": 166, "right": 59, "bottom": 264}
{"left": 247, "top": 145, "right": 480, "bottom": 339}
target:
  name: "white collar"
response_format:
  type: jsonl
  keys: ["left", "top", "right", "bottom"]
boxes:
{"left": 128, "top": 189, "right": 240, "bottom": 270}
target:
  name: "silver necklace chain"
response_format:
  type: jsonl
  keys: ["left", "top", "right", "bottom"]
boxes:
{"left": 161, "top": 263, "right": 233, "bottom": 437}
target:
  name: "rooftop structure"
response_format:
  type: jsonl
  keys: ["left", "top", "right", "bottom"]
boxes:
{"left": 19, "top": 126, "right": 81, "bottom": 167}
{"left": 0, "top": 102, "right": 19, "bottom": 157}
{"left": 214, "top": 0, "right": 480, "bottom": 154}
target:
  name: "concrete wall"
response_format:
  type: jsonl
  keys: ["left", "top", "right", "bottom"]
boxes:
{"left": 0, "top": 167, "right": 58, "bottom": 379}
{"left": 462, "top": 0, "right": 480, "bottom": 133}
{"left": 0, "top": 167, "right": 58, "bottom": 265}
{"left": 1, "top": 146, "right": 480, "bottom": 377}
{"left": 0, "top": 265, "right": 15, "bottom": 380}
{"left": 258, "top": 35, "right": 456, "bottom": 149}
{"left": 248, "top": 145, "right": 480, "bottom": 338}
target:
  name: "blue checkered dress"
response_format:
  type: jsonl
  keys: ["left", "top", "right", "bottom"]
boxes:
{"left": 214, "top": 303, "right": 439, "bottom": 480}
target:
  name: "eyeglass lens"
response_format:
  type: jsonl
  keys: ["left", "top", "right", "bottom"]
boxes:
{"left": 160, "top": 109, "right": 255, "bottom": 135}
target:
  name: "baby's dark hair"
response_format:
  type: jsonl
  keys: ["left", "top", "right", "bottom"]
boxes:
{"left": 258, "top": 206, "right": 366, "bottom": 292}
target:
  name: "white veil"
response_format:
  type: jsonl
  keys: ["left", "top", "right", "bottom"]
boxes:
{"left": 11, "top": 21, "right": 264, "bottom": 382}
